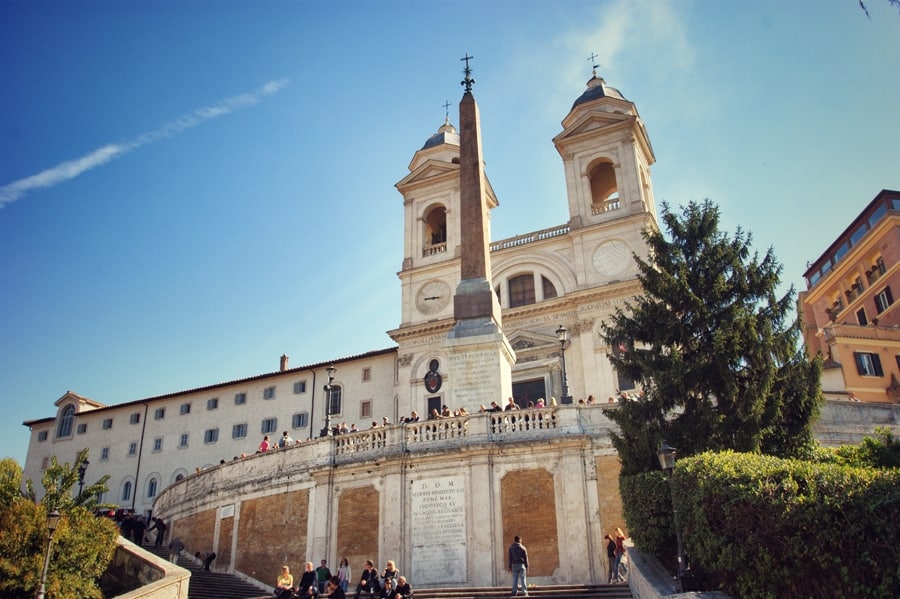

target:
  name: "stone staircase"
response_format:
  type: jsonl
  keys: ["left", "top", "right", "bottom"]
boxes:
{"left": 140, "top": 543, "right": 630, "bottom": 599}
{"left": 142, "top": 543, "right": 270, "bottom": 599}
{"left": 246, "top": 583, "right": 633, "bottom": 599}
{"left": 413, "top": 584, "right": 633, "bottom": 599}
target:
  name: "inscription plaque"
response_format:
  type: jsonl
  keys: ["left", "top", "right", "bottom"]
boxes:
{"left": 410, "top": 475, "right": 467, "bottom": 584}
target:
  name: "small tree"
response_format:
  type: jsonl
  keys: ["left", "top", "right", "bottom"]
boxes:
{"left": 0, "top": 451, "right": 118, "bottom": 598}
{"left": 24, "top": 448, "right": 111, "bottom": 512}
{"left": 602, "top": 199, "right": 822, "bottom": 475}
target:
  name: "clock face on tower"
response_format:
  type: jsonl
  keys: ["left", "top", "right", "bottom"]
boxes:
{"left": 592, "top": 240, "right": 630, "bottom": 276}
{"left": 415, "top": 280, "right": 451, "bottom": 315}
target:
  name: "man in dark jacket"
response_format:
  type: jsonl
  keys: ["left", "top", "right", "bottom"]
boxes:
{"left": 508, "top": 535, "right": 529, "bottom": 596}
{"left": 355, "top": 560, "right": 380, "bottom": 598}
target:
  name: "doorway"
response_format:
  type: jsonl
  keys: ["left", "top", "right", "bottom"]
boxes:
{"left": 512, "top": 378, "right": 546, "bottom": 408}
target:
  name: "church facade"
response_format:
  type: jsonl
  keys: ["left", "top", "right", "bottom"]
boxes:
{"left": 22, "top": 69, "right": 658, "bottom": 587}
{"left": 23, "top": 68, "right": 656, "bottom": 514}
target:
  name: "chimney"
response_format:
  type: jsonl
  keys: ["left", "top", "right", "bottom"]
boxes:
{"left": 280, "top": 354, "right": 289, "bottom": 372}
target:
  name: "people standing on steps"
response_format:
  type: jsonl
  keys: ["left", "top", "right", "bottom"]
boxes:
{"left": 613, "top": 527, "right": 627, "bottom": 583}
{"left": 605, "top": 533, "right": 617, "bottom": 583}
{"left": 508, "top": 535, "right": 529, "bottom": 596}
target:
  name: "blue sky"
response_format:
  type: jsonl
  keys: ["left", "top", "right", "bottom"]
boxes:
{"left": 2, "top": 0, "right": 898, "bottom": 467}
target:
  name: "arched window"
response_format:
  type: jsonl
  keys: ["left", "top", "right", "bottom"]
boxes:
{"left": 175, "top": 473, "right": 185, "bottom": 482}
{"left": 508, "top": 274, "right": 536, "bottom": 308}
{"left": 542, "top": 276, "right": 558, "bottom": 300}
{"left": 328, "top": 385, "right": 343, "bottom": 415}
{"left": 423, "top": 205, "right": 448, "bottom": 256}
{"left": 589, "top": 161, "right": 619, "bottom": 213}
{"left": 121, "top": 481, "right": 132, "bottom": 502}
{"left": 56, "top": 405, "right": 75, "bottom": 438}
{"left": 147, "top": 477, "right": 158, "bottom": 498}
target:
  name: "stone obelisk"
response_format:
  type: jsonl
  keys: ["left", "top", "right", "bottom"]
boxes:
{"left": 446, "top": 55, "right": 515, "bottom": 408}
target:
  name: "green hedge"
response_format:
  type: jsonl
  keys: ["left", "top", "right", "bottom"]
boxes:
{"left": 621, "top": 451, "right": 900, "bottom": 598}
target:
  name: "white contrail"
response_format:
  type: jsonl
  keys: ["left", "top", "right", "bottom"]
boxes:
{"left": 0, "top": 78, "right": 290, "bottom": 209}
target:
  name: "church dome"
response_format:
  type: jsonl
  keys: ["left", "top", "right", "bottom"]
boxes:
{"left": 571, "top": 73, "right": 626, "bottom": 109}
{"left": 421, "top": 119, "right": 459, "bottom": 150}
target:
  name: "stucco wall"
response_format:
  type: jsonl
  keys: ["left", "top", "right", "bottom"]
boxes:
{"left": 153, "top": 407, "right": 622, "bottom": 589}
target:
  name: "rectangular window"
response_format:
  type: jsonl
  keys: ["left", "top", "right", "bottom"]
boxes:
{"left": 362, "top": 367, "right": 371, "bottom": 382}
{"left": 854, "top": 352, "right": 884, "bottom": 377}
{"left": 292, "top": 412, "right": 308, "bottom": 429}
{"left": 329, "top": 386, "right": 343, "bottom": 416}
{"left": 179, "top": 433, "right": 189, "bottom": 448}
{"left": 180, "top": 403, "right": 191, "bottom": 415}
{"left": 207, "top": 397, "right": 219, "bottom": 410}
{"left": 128, "top": 442, "right": 138, "bottom": 456}
{"left": 152, "top": 437, "right": 163, "bottom": 452}
{"left": 808, "top": 270, "right": 821, "bottom": 286}
{"left": 293, "top": 381, "right": 306, "bottom": 394}
{"left": 232, "top": 423, "right": 248, "bottom": 439}
{"left": 37, "top": 431, "right": 48, "bottom": 442}
{"left": 76, "top": 423, "right": 87, "bottom": 434}
{"left": 235, "top": 392, "right": 247, "bottom": 405}
{"left": 204, "top": 428, "right": 219, "bottom": 444}
{"left": 360, "top": 400, "right": 372, "bottom": 419}
{"left": 102, "top": 418, "right": 113, "bottom": 430}
{"left": 856, "top": 308, "right": 868, "bottom": 326}
{"left": 834, "top": 241, "right": 850, "bottom": 262}
{"left": 41, "top": 457, "right": 49, "bottom": 470}
{"left": 849, "top": 223, "right": 868, "bottom": 246}
{"left": 261, "top": 418, "right": 278, "bottom": 434}
{"left": 263, "top": 386, "right": 276, "bottom": 400}
{"left": 875, "top": 286, "right": 894, "bottom": 313}
{"left": 100, "top": 447, "right": 109, "bottom": 460}
{"left": 154, "top": 407, "right": 166, "bottom": 420}
{"left": 129, "top": 412, "right": 141, "bottom": 425}
{"left": 869, "top": 203, "right": 887, "bottom": 228}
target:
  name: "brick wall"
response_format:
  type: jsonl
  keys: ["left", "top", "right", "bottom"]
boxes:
{"left": 500, "top": 468, "right": 559, "bottom": 577}
{"left": 336, "top": 485, "right": 380, "bottom": 576}
{"left": 218, "top": 515, "right": 234, "bottom": 569}
{"left": 236, "top": 489, "right": 310, "bottom": 583}
{"left": 595, "top": 455, "right": 624, "bottom": 536}
{"left": 173, "top": 508, "right": 216, "bottom": 559}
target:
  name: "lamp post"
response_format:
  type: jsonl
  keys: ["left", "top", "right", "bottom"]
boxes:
{"left": 555, "top": 325, "right": 573, "bottom": 404}
{"left": 657, "top": 443, "right": 688, "bottom": 588}
{"left": 77, "top": 460, "right": 90, "bottom": 498}
{"left": 320, "top": 364, "right": 337, "bottom": 437}
{"left": 35, "top": 509, "right": 61, "bottom": 599}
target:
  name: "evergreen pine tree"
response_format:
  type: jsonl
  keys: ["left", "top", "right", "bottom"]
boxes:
{"left": 602, "top": 199, "right": 822, "bottom": 475}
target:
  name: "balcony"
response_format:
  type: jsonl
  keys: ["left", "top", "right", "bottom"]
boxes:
{"left": 821, "top": 322, "right": 900, "bottom": 344}
{"left": 490, "top": 224, "right": 570, "bottom": 252}
{"left": 591, "top": 198, "right": 621, "bottom": 215}
{"left": 423, "top": 241, "right": 447, "bottom": 257}
{"left": 866, "top": 260, "right": 886, "bottom": 285}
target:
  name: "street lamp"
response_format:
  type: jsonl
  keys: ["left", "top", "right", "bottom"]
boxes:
{"left": 77, "top": 460, "right": 90, "bottom": 497}
{"left": 657, "top": 443, "right": 688, "bottom": 587}
{"left": 555, "top": 325, "right": 573, "bottom": 404}
{"left": 320, "top": 364, "right": 337, "bottom": 437}
{"left": 35, "top": 509, "right": 61, "bottom": 599}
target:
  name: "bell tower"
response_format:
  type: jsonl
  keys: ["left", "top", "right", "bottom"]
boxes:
{"left": 553, "top": 66, "right": 657, "bottom": 231}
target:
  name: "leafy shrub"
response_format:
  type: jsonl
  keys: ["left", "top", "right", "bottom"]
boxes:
{"left": 674, "top": 452, "right": 899, "bottom": 598}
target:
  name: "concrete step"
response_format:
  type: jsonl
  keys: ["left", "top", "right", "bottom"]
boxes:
{"left": 141, "top": 543, "right": 270, "bottom": 599}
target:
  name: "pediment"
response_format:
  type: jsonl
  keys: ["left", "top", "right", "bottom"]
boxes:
{"left": 396, "top": 159, "right": 459, "bottom": 191}
{"left": 555, "top": 111, "right": 635, "bottom": 144}
{"left": 54, "top": 390, "right": 105, "bottom": 412}
{"left": 506, "top": 330, "right": 559, "bottom": 353}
